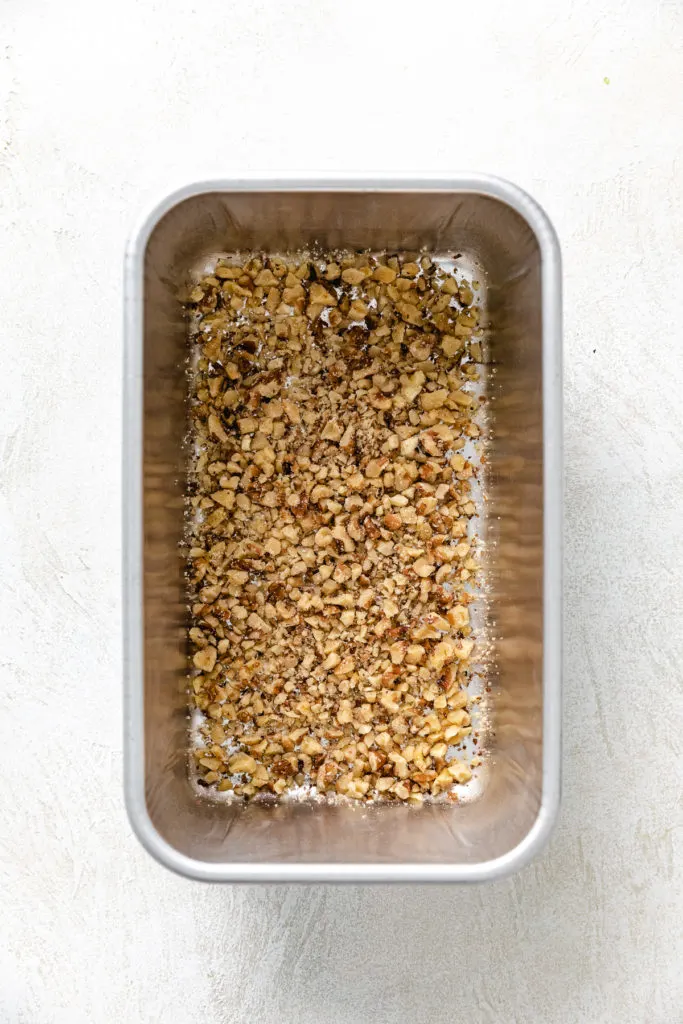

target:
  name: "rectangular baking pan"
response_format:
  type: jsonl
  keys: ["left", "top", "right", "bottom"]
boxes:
{"left": 123, "top": 176, "right": 562, "bottom": 882}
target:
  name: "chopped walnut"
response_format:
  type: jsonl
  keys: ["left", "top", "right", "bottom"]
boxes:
{"left": 184, "top": 250, "right": 484, "bottom": 802}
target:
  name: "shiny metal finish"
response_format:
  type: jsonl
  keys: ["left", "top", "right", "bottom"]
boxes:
{"left": 124, "top": 176, "right": 562, "bottom": 882}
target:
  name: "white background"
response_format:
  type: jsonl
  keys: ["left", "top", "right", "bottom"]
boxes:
{"left": 1, "top": 1, "right": 682, "bottom": 1021}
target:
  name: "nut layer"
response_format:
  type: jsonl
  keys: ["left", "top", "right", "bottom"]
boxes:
{"left": 184, "top": 251, "right": 484, "bottom": 802}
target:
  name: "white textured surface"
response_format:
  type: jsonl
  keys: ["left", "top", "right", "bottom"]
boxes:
{"left": 1, "top": 0, "right": 682, "bottom": 1021}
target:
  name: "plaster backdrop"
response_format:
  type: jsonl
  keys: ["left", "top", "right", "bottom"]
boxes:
{"left": 1, "top": 0, "right": 682, "bottom": 1022}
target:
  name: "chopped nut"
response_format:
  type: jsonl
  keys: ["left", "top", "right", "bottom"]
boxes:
{"left": 428, "top": 641, "right": 457, "bottom": 671}
{"left": 321, "top": 421, "right": 343, "bottom": 442}
{"left": 447, "top": 605, "right": 470, "bottom": 629}
{"left": 282, "top": 399, "right": 300, "bottom": 424}
{"left": 412, "top": 557, "right": 435, "bottom": 578}
{"left": 228, "top": 753, "right": 257, "bottom": 774}
{"left": 334, "top": 655, "right": 356, "bottom": 676}
{"left": 300, "top": 735, "right": 323, "bottom": 756}
{"left": 405, "top": 644, "right": 425, "bottom": 665}
{"left": 398, "top": 303, "right": 423, "bottom": 326}
{"left": 401, "top": 370, "right": 425, "bottom": 403}
{"left": 348, "top": 300, "right": 369, "bottom": 320}
{"left": 340, "top": 423, "right": 355, "bottom": 448}
{"left": 341, "top": 267, "right": 368, "bottom": 285}
{"left": 309, "top": 282, "right": 337, "bottom": 306}
{"left": 193, "top": 647, "right": 216, "bottom": 672}
{"left": 447, "top": 761, "right": 472, "bottom": 783}
{"left": 453, "top": 638, "right": 474, "bottom": 661}
{"left": 238, "top": 416, "right": 258, "bottom": 434}
{"left": 255, "top": 268, "right": 278, "bottom": 287}
{"left": 208, "top": 413, "right": 228, "bottom": 443}
{"left": 420, "top": 389, "right": 449, "bottom": 411}
{"left": 211, "top": 490, "right": 235, "bottom": 509}
{"left": 390, "top": 642, "right": 406, "bottom": 665}
{"left": 373, "top": 265, "right": 397, "bottom": 283}
{"left": 247, "top": 612, "right": 269, "bottom": 631}
{"left": 441, "top": 335, "right": 464, "bottom": 358}
{"left": 336, "top": 701, "right": 353, "bottom": 724}
{"left": 227, "top": 570, "right": 249, "bottom": 585}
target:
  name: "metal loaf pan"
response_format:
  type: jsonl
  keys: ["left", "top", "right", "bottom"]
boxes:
{"left": 124, "top": 176, "right": 562, "bottom": 882}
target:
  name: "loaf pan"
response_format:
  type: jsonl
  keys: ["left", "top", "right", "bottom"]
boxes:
{"left": 123, "top": 175, "right": 562, "bottom": 882}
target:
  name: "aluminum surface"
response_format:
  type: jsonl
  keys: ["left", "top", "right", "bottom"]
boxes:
{"left": 123, "top": 175, "right": 562, "bottom": 882}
